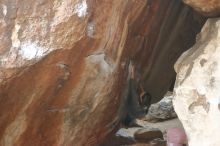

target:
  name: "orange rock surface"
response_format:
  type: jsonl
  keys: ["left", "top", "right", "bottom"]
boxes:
{"left": 0, "top": 0, "right": 205, "bottom": 145}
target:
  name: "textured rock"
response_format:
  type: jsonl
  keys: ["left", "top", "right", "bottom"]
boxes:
{"left": 144, "top": 92, "right": 177, "bottom": 122}
{"left": 131, "top": 140, "right": 166, "bottom": 146}
{"left": 0, "top": 0, "right": 205, "bottom": 146}
{"left": 135, "top": 118, "right": 184, "bottom": 136}
{"left": 134, "top": 144, "right": 165, "bottom": 146}
{"left": 101, "top": 127, "right": 166, "bottom": 146}
{"left": 134, "top": 128, "right": 163, "bottom": 141}
{"left": 183, "top": 0, "right": 220, "bottom": 17}
{"left": 173, "top": 18, "right": 220, "bottom": 146}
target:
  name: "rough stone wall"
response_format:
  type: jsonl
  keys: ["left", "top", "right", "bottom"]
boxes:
{"left": 123, "top": 0, "right": 206, "bottom": 102}
{"left": 0, "top": 0, "right": 205, "bottom": 146}
{"left": 174, "top": 18, "right": 220, "bottom": 146}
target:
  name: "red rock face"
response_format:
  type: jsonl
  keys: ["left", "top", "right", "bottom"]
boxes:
{"left": 0, "top": 0, "right": 205, "bottom": 146}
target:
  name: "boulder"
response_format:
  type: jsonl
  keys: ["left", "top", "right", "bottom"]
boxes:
{"left": 131, "top": 141, "right": 166, "bottom": 146}
{"left": 173, "top": 18, "right": 220, "bottom": 146}
{"left": 183, "top": 0, "right": 220, "bottom": 17}
{"left": 101, "top": 127, "right": 165, "bottom": 146}
{"left": 144, "top": 92, "right": 177, "bottom": 122}
{"left": 134, "top": 128, "right": 163, "bottom": 141}
{"left": 0, "top": 0, "right": 205, "bottom": 145}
